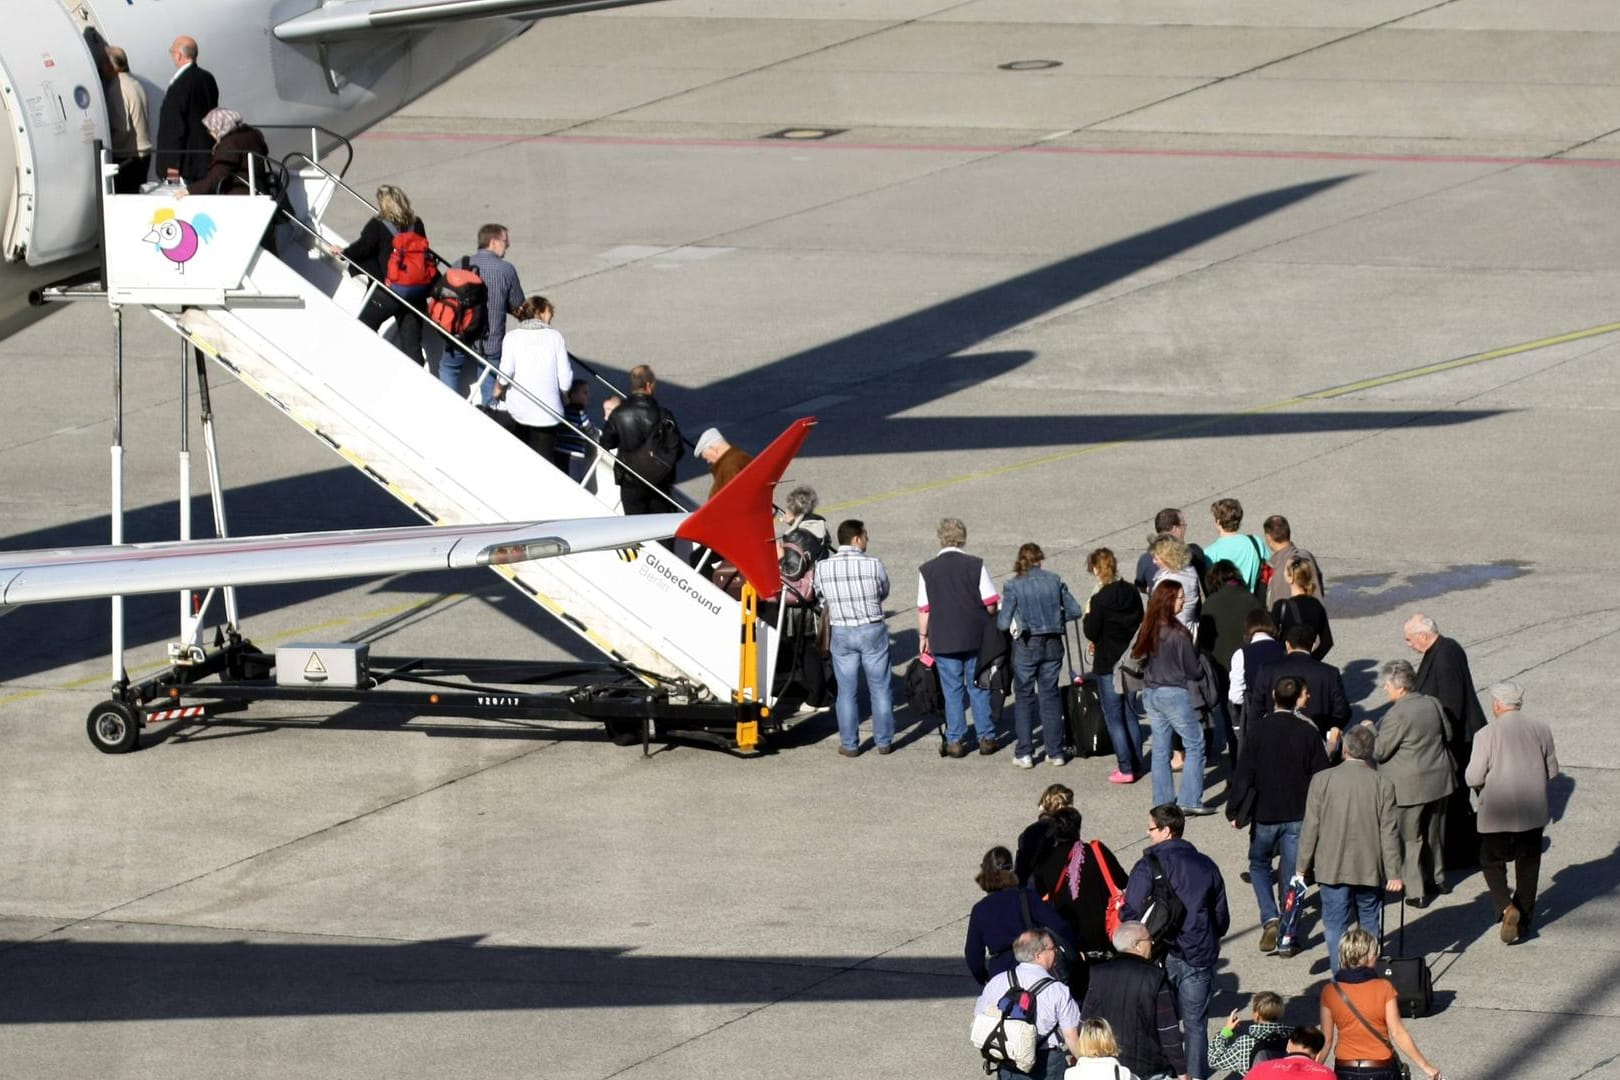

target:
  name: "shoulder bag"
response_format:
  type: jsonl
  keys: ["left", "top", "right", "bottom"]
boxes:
{"left": 1328, "top": 979, "right": 1412, "bottom": 1080}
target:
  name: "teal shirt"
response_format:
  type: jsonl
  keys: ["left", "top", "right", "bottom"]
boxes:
{"left": 1204, "top": 534, "right": 1265, "bottom": 590}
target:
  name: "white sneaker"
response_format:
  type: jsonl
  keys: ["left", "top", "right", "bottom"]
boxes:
{"left": 1049, "top": 755, "right": 1068, "bottom": 767}
{"left": 1013, "top": 755, "right": 1034, "bottom": 769}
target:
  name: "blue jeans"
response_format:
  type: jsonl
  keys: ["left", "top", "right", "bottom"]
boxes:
{"left": 935, "top": 651, "right": 994, "bottom": 746}
{"left": 1250, "top": 820, "right": 1303, "bottom": 925}
{"left": 1095, "top": 671, "right": 1143, "bottom": 775}
{"left": 1165, "top": 953, "right": 1213, "bottom": 1080}
{"left": 476, "top": 348, "right": 501, "bottom": 405}
{"left": 1011, "top": 635, "right": 1064, "bottom": 759}
{"left": 1319, "top": 883, "right": 1384, "bottom": 974}
{"left": 1143, "top": 686, "right": 1204, "bottom": 808}
{"left": 830, "top": 622, "right": 894, "bottom": 751}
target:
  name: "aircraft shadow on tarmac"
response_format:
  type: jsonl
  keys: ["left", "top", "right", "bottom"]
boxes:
{"left": 582, "top": 173, "right": 1502, "bottom": 457}
{"left": 0, "top": 937, "right": 970, "bottom": 1021}
{"left": 0, "top": 175, "right": 1510, "bottom": 683}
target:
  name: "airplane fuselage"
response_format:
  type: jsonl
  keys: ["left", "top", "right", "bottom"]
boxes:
{"left": 1, "top": 0, "right": 531, "bottom": 339}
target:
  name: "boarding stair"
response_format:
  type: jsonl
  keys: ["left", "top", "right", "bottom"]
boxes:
{"left": 99, "top": 142, "right": 775, "bottom": 707}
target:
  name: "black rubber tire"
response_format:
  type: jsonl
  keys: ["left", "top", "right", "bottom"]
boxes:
{"left": 86, "top": 700, "right": 141, "bottom": 754}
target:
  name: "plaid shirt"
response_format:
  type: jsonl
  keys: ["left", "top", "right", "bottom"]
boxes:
{"left": 816, "top": 546, "right": 890, "bottom": 627}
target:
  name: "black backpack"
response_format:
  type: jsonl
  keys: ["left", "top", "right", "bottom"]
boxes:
{"left": 1138, "top": 850, "right": 1187, "bottom": 958}
{"left": 623, "top": 409, "right": 682, "bottom": 486}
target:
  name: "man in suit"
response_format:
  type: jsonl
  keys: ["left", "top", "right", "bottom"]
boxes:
{"left": 1405, "top": 612, "right": 1488, "bottom": 867}
{"left": 1297, "top": 724, "right": 1403, "bottom": 974}
{"left": 1372, "top": 659, "right": 1455, "bottom": 907}
{"left": 156, "top": 36, "right": 219, "bottom": 184}
{"left": 1246, "top": 623, "right": 1350, "bottom": 742}
{"left": 1227, "top": 675, "right": 1330, "bottom": 954}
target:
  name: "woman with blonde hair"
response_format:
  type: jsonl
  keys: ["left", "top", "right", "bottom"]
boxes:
{"left": 330, "top": 183, "right": 432, "bottom": 363}
{"left": 1272, "top": 556, "right": 1334, "bottom": 660}
{"left": 1064, "top": 1018, "right": 1141, "bottom": 1080}
{"left": 1318, "top": 927, "right": 1440, "bottom": 1079}
{"left": 1149, "top": 536, "right": 1200, "bottom": 635}
{"left": 1082, "top": 547, "right": 1145, "bottom": 784}
{"left": 997, "top": 543, "right": 1083, "bottom": 769}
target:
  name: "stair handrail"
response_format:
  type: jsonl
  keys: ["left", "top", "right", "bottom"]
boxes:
{"left": 264, "top": 171, "right": 691, "bottom": 514}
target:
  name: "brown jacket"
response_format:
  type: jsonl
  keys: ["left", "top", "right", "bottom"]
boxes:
{"left": 187, "top": 125, "right": 271, "bottom": 197}
{"left": 707, "top": 446, "right": 753, "bottom": 501}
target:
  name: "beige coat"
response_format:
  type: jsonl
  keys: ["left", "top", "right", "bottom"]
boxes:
{"left": 1374, "top": 693, "right": 1456, "bottom": 806}
{"left": 1467, "top": 708, "right": 1559, "bottom": 834}
{"left": 1298, "top": 759, "right": 1402, "bottom": 887}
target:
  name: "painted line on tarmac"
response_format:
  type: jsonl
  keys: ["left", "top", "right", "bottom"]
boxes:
{"left": 823, "top": 319, "right": 1620, "bottom": 513}
{"left": 362, "top": 128, "right": 1620, "bottom": 170}
{"left": 0, "top": 594, "right": 460, "bottom": 707}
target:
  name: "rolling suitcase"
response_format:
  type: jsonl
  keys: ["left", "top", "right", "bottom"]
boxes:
{"left": 1062, "top": 625, "right": 1112, "bottom": 759}
{"left": 1379, "top": 896, "right": 1434, "bottom": 1018}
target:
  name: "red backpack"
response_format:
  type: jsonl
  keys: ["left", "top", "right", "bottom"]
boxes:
{"left": 426, "top": 257, "right": 489, "bottom": 343}
{"left": 387, "top": 231, "right": 437, "bottom": 288}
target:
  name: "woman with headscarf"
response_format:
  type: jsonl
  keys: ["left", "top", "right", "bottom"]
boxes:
{"left": 183, "top": 108, "right": 271, "bottom": 197}
{"left": 1033, "top": 807, "right": 1128, "bottom": 999}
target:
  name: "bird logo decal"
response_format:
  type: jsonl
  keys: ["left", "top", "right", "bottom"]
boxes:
{"left": 143, "top": 208, "right": 217, "bottom": 273}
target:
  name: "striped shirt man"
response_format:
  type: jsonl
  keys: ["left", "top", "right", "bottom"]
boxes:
{"left": 817, "top": 545, "right": 890, "bottom": 627}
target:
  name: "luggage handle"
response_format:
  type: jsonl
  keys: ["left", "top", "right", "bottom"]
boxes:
{"left": 1063, "top": 619, "right": 1088, "bottom": 682}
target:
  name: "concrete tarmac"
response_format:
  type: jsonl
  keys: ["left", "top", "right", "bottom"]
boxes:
{"left": 3, "top": 2, "right": 1618, "bottom": 1077}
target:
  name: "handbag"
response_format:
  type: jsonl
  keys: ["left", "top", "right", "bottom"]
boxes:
{"left": 1328, "top": 979, "right": 1412, "bottom": 1080}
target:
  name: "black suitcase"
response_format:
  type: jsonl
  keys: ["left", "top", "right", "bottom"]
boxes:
{"left": 1379, "top": 899, "right": 1434, "bottom": 1018}
{"left": 1062, "top": 625, "right": 1112, "bottom": 759}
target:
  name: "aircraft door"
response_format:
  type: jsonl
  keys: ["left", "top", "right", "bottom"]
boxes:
{"left": 0, "top": 2, "right": 108, "bottom": 265}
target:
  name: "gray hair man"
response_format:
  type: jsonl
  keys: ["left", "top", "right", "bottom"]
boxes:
{"left": 1373, "top": 659, "right": 1456, "bottom": 908}
{"left": 1467, "top": 681, "right": 1559, "bottom": 943}
{"left": 1081, "top": 921, "right": 1188, "bottom": 1080}
{"left": 973, "top": 929, "right": 1086, "bottom": 1077}
{"left": 917, "top": 517, "right": 1001, "bottom": 757}
{"left": 1297, "top": 724, "right": 1403, "bottom": 974}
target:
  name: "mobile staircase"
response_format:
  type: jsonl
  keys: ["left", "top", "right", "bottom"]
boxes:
{"left": 69, "top": 135, "right": 794, "bottom": 754}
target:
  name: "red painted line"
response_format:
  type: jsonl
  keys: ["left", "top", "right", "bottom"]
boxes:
{"left": 360, "top": 128, "right": 1620, "bottom": 169}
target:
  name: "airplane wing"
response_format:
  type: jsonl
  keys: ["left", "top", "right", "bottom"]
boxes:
{"left": 274, "top": 0, "right": 666, "bottom": 44}
{"left": 0, "top": 418, "right": 815, "bottom": 607}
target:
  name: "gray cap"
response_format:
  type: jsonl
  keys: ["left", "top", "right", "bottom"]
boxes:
{"left": 694, "top": 428, "right": 724, "bottom": 457}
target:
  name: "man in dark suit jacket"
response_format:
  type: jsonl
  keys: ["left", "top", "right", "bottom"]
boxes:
{"left": 1246, "top": 623, "right": 1350, "bottom": 740}
{"left": 155, "top": 35, "right": 219, "bottom": 183}
{"left": 1406, "top": 611, "right": 1488, "bottom": 866}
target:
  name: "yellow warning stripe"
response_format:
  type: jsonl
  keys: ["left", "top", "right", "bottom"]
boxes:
{"left": 824, "top": 319, "right": 1620, "bottom": 513}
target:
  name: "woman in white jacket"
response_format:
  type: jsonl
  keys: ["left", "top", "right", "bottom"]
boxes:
{"left": 493, "top": 296, "right": 572, "bottom": 469}
{"left": 1065, "top": 1019, "right": 1140, "bottom": 1080}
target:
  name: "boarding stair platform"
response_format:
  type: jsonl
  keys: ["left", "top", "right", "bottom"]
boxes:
{"left": 92, "top": 142, "right": 780, "bottom": 728}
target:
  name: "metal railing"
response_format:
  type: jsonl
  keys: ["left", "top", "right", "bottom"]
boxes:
{"left": 268, "top": 152, "right": 689, "bottom": 514}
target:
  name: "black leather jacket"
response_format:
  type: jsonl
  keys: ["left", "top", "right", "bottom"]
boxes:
{"left": 600, "top": 392, "right": 680, "bottom": 481}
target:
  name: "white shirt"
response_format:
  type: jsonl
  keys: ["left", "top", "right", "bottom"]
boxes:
{"left": 1152, "top": 564, "right": 1200, "bottom": 635}
{"left": 498, "top": 321, "right": 571, "bottom": 428}
{"left": 973, "top": 962, "right": 1078, "bottom": 1050}
{"left": 1065, "top": 1057, "right": 1140, "bottom": 1080}
{"left": 169, "top": 61, "right": 194, "bottom": 87}
{"left": 1229, "top": 631, "right": 1274, "bottom": 705}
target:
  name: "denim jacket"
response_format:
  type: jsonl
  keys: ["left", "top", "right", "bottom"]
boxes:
{"left": 996, "top": 567, "right": 1082, "bottom": 637}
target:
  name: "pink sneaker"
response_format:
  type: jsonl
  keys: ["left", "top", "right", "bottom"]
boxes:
{"left": 1107, "top": 770, "right": 1135, "bottom": 784}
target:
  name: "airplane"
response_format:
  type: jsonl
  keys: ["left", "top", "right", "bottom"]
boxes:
{"left": 0, "top": 417, "right": 815, "bottom": 752}
{"left": 1, "top": 0, "right": 666, "bottom": 341}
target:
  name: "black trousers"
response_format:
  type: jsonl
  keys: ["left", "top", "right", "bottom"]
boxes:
{"left": 114, "top": 154, "right": 152, "bottom": 194}
{"left": 512, "top": 423, "right": 565, "bottom": 470}
{"left": 1481, "top": 827, "right": 1543, "bottom": 928}
{"left": 359, "top": 288, "right": 426, "bottom": 366}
